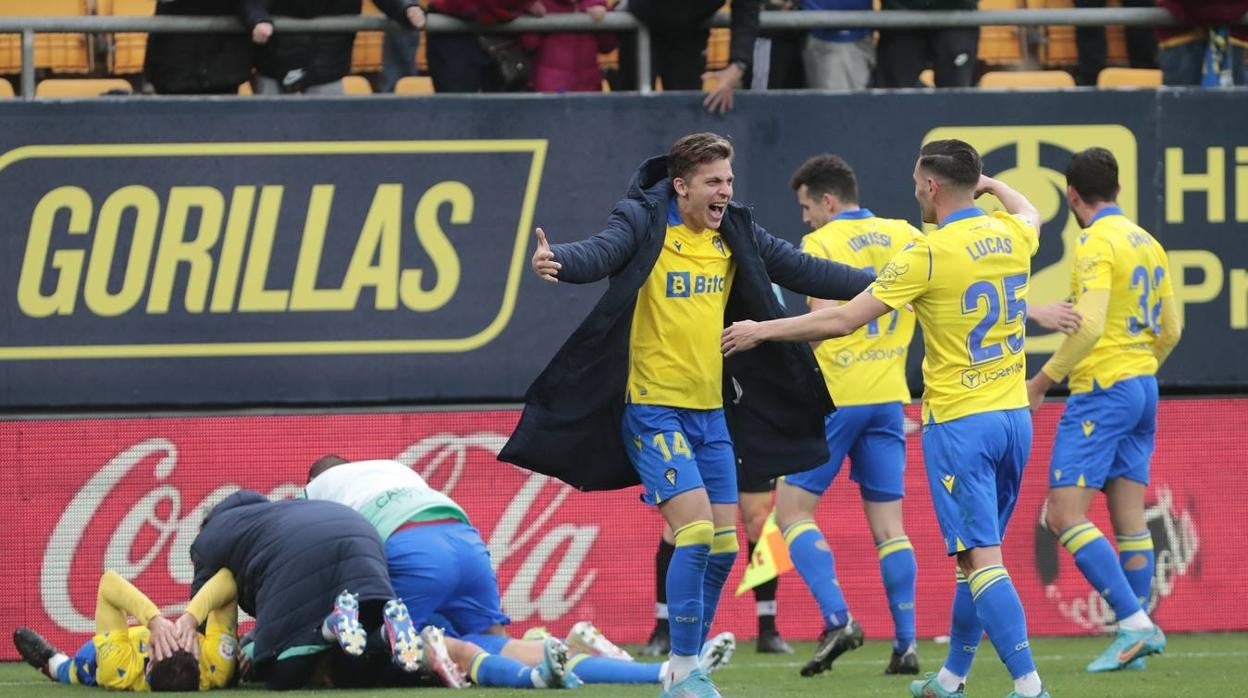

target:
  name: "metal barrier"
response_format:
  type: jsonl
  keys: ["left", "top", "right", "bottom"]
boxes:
{"left": 0, "top": 8, "right": 1245, "bottom": 98}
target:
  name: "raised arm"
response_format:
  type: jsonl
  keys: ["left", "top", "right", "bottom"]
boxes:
{"left": 756, "top": 225, "right": 875, "bottom": 300}
{"left": 531, "top": 206, "right": 640, "bottom": 284}
{"left": 976, "top": 175, "right": 1040, "bottom": 229}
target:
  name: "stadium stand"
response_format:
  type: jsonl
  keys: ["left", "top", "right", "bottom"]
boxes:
{"left": 979, "top": 0, "right": 1025, "bottom": 68}
{"left": 342, "top": 73, "right": 373, "bottom": 94}
{"left": 394, "top": 75, "right": 434, "bottom": 94}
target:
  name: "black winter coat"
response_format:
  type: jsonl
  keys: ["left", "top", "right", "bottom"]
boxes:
{"left": 190, "top": 490, "right": 395, "bottom": 667}
{"left": 499, "top": 155, "right": 875, "bottom": 492}
{"left": 143, "top": 0, "right": 253, "bottom": 94}
{"left": 628, "top": 0, "right": 762, "bottom": 69}
{"left": 241, "top": 0, "right": 419, "bottom": 89}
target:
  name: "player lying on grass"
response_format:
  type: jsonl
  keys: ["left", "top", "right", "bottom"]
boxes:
{"left": 14, "top": 569, "right": 239, "bottom": 692}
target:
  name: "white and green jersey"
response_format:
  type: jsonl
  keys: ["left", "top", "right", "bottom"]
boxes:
{"left": 303, "top": 459, "right": 469, "bottom": 540}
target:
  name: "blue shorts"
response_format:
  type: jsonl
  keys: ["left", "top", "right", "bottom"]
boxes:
{"left": 922, "top": 408, "right": 1032, "bottom": 555}
{"left": 782, "top": 403, "right": 906, "bottom": 502}
{"left": 622, "top": 405, "right": 737, "bottom": 506}
{"left": 386, "top": 521, "right": 511, "bottom": 636}
{"left": 1050, "top": 375, "right": 1158, "bottom": 489}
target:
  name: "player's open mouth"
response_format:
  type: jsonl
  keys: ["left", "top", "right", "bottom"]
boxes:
{"left": 708, "top": 202, "right": 726, "bottom": 221}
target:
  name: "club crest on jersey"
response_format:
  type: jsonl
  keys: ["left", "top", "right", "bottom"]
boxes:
{"left": 712, "top": 236, "right": 726, "bottom": 256}
{"left": 665, "top": 468, "right": 677, "bottom": 486}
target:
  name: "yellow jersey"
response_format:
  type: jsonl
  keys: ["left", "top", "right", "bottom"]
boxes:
{"left": 627, "top": 205, "right": 735, "bottom": 409}
{"left": 800, "top": 209, "right": 918, "bottom": 406}
{"left": 91, "top": 625, "right": 236, "bottom": 692}
{"left": 869, "top": 208, "right": 1039, "bottom": 424}
{"left": 1067, "top": 207, "right": 1174, "bottom": 393}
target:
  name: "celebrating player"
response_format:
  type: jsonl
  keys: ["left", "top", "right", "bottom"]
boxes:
{"left": 501, "top": 132, "right": 875, "bottom": 698}
{"left": 776, "top": 153, "right": 922, "bottom": 677}
{"left": 722, "top": 139, "right": 1051, "bottom": 698}
{"left": 1026, "top": 147, "right": 1179, "bottom": 673}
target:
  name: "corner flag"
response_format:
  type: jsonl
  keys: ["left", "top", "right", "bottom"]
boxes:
{"left": 735, "top": 511, "right": 794, "bottom": 595}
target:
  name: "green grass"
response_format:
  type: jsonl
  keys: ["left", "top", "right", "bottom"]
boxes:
{"left": 4, "top": 634, "right": 1246, "bottom": 696}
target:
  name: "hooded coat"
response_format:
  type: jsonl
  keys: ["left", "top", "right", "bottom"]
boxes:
{"left": 190, "top": 490, "right": 395, "bottom": 668}
{"left": 499, "top": 155, "right": 876, "bottom": 492}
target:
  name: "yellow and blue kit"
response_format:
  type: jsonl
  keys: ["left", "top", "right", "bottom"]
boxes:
{"left": 625, "top": 203, "right": 737, "bottom": 507}
{"left": 869, "top": 207, "right": 1038, "bottom": 555}
{"left": 1043, "top": 206, "right": 1179, "bottom": 490}
{"left": 786, "top": 208, "right": 918, "bottom": 501}
{"left": 58, "top": 570, "right": 237, "bottom": 691}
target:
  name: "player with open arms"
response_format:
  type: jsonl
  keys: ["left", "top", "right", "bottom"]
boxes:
{"left": 502, "top": 132, "right": 875, "bottom": 698}
{"left": 723, "top": 139, "right": 1050, "bottom": 698}
{"left": 14, "top": 568, "right": 238, "bottom": 692}
{"left": 1026, "top": 147, "right": 1179, "bottom": 673}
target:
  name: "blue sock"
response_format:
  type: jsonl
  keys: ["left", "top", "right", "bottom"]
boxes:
{"left": 700, "top": 526, "right": 738, "bottom": 646}
{"left": 968, "top": 565, "right": 1035, "bottom": 679}
{"left": 785, "top": 520, "right": 850, "bottom": 629}
{"left": 566, "top": 655, "right": 662, "bottom": 684}
{"left": 468, "top": 652, "right": 536, "bottom": 689}
{"left": 877, "top": 536, "right": 917, "bottom": 651}
{"left": 669, "top": 520, "right": 713, "bottom": 657}
{"left": 1060, "top": 522, "right": 1142, "bottom": 620}
{"left": 1117, "top": 531, "right": 1155, "bottom": 610}
{"left": 944, "top": 569, "right": 980, "bottom": 678}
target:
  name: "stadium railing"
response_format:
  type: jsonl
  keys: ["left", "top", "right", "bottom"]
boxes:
{"left": 0, "top": 8, "right": 1244, "bottom": 99}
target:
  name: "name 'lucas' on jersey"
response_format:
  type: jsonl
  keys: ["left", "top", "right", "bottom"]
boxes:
{"left": 628, "top": 214, "right": 736, "bottom": 410}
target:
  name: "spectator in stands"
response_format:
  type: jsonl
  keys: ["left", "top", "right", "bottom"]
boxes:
{"left": 1072, "top": 0, "right": 1157, "bottom": 86}
{"left": 875, "top": 0, "right": 978, "bottom": 88}
{"left": 800, "top": 0, "right": 874, "bottom": 90}
{"left": 1157, "top": 0, "right": 1248, "bottom": 86}
{"left": 613, "top": 0, "right": 764, "bottom": 113}
{"left": 425, "top": 0, "right": 540, "bottom": 93}
{"left": 746, "top": 0, "right": 807, "bottom": 90}
{"left": 243, "top": 0, "right": 425, "bottom": 95}
{"left": 520, "top": 0, "right": 616, "bottom": 92}
{"left": 378, "top": 20, "right": 422, "bottom": 93}
{"left": 144, "top": 0, "right": 253, "bottom": 94}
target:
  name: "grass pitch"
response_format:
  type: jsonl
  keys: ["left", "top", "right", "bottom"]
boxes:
{"left": 2, "top": 633, "right": 1244, "bottom": 696}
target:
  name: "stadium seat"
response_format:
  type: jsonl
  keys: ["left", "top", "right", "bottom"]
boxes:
{"left": 393, "top": 75, "right": 433, "bottom": 94}
{"left": 35, "top": 77, "right": 133, "bottom": 97}
{"left": 1033, "top": 0, "right": 1129, "bottom": 68}
{"left": 1097, "top": 66, "right": 1161, "bottom": 87}
{"left": 0, "top": 79, "right": 14, "bottom": 98}
{"left": 238, "top": 80, "right": 252, "bottom": 95}
{"left": 706, "top": 28, "right": 731, "bottom": 71}
{"left": 978, "top": 0, "right": 1024, "bottom": 67}
{"left": 919, "top": 69, "right": 934, "bottom": 87}
{"left": 979, "top": 69, "right": 1076, "bottom": 88}
{"left": 0, "top": 0, "right": 92, "bottom": 75}
{"left": 342, "top": 74, "right": 373, "bottom": 94}
{"left": 99, "top": 0, "right": 156, "bottom": 76}
{"left": 351, "top": 0, "right": 385, "bottom": 73}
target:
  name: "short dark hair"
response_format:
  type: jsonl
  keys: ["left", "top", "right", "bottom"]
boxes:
{"left": 668, "top": 132, "right": 733, "bottom": 183}
{"left": 918, "top": 139, "right": 982, "bottom": 189}
{"left": 148, "top": 650, "right": 199, "bottom": 692}
{"left": 1065, "top": 147, "right": 1119, "bottom": 204}
{"left": 307, "top": 454, "right": 349, "bottom": 483}
{"left": 789, "top": 154, "right": 859, "bottom": 204}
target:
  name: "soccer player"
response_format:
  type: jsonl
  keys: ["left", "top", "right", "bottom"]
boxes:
{"left": 13, "top": 568, "right": 238, "bottom": 692}
{"left": 1026, "top": 147, "right": 1179, "bottom": 673}
{"left": 722, "top": 139, "right": 1051, "bottom": 698}
{"left": 304, "top": 455, "right": 727, "bottom": 688}
{"left": 777, "top": 153, "right": 922, "bottom": 678}
{"left": 501, "top": 132, "right": 875, "bottom": 698}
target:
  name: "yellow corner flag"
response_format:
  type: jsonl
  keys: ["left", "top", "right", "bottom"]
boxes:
{"left": 735, "top": 512, "right": 794, "bottom": 596}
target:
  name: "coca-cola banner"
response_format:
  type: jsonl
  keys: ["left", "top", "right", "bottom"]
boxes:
{"left": 2, "top": 399, "right": 1243, "bottom": 660}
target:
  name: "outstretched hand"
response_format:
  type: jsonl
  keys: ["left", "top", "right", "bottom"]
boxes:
{"left": 1030, "top": 301, "right": 1082, "bottom": 335}
{"left": 531, "top": 227, "right": 561, "bottom": 282}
